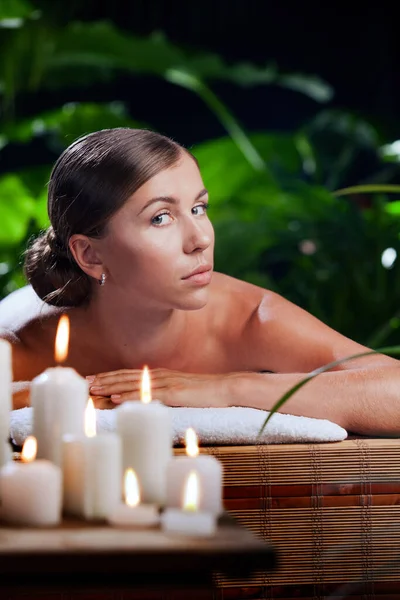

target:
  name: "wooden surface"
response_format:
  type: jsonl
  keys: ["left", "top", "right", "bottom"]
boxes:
{"left": 0, "top": 514, "right": 276, "bottom": 590}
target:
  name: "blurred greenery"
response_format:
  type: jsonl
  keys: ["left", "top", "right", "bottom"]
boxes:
{"left": 1, "top": 1, "right": 400, "bottom": 347}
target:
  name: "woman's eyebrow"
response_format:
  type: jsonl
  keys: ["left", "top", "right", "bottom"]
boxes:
{"left": 138, "top": 188, "right": 208, "bottom": 215}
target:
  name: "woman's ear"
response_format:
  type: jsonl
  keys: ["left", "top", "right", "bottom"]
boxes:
{"left": 69, "top": 234, "right": 104, "bottom": 281}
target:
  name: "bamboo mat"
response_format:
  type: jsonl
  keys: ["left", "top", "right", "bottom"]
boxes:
{"left": 176, "top": 439, "right": 400, "bottom": 596}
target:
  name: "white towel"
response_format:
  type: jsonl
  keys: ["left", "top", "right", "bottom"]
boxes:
{"left": 10, "top": 406, "right": 347, "bottom": 447}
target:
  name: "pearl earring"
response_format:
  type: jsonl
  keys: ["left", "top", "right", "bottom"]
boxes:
{"left": 98, "top": 273, "right": 106, "bottom": 286}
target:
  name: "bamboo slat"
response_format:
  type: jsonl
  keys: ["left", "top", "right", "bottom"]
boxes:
{"left": 176, "top": 439, "right": 400, "bottom": 593}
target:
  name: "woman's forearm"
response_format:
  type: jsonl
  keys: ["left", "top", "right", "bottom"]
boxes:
{"left": 227, "top": 367, "right": 400, "bottom": 435}
{"left": 12, "top": 382, "right": 30, "bottom": 410}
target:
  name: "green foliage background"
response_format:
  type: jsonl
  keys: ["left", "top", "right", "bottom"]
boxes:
{"left": 1, "top": 0, "right": 400, "bottom": 348}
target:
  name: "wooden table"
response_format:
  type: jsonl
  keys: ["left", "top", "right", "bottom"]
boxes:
{"left": 0, "top": 514, "right": 276, "bottom": 598}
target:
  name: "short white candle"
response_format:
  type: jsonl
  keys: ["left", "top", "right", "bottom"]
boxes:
{"left": 116, "top": 366, "right": 172, "bottom": 505}
{"left": 63, "top": 398, "right": 122, "bottom": 520}
{"left": 0, "top": 436, "right": 62, "bottom": 526}
{"left": 162, "top": 471, "right": 216, "bottom": 537}
{"left": 31, "top": 315, "right": 88, "bottom": 466}
{"left": 108, "top": 469, "right": 160, "bottom": 528}
{"left": 166, "top": 428, "right": 223, "bottom": 515}
{"left": 0, "top": 339, "right": 12, "bottom": 469}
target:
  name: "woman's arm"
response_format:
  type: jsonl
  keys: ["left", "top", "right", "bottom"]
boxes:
{"left": 1, "top": 330, "right": 37, "bottom": 410}
{"left": 236, "top": 291, "right": 400, "bottom": 434}
{"left": 226, "top": 367, "right": 400, "bottom": 435}
{"left": 12, "top": 381, "right": 31, "bottom": 410}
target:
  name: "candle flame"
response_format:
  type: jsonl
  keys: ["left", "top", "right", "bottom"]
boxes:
{"left": 55, "top": 314, "right": 70, "bottom": 363}
{"left": 84, "top": 397, "right": 96, "bottom": 438}
{"left": 124, "top": 468, "right": 140, "bottom": 507}
{"left": 185, "top": 428, "right": 199, "bottom": 458}
{"left": 21, "top": 436, "right": 37, "bottom": 463}
{"left": 183, "top": 470, "right": 199, "bottom": 512}
{"left": 140, "top": 366, "right": 152, "bottom": 404}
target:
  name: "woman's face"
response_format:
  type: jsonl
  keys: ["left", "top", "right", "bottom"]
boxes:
{"left": 99, "top": 152, "right": 215, "bottom": 311}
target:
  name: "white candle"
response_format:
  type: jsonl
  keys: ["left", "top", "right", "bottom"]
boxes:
{"left": 62, "top": 398, "right": 122, "bottom": 520}
{"left": 0, "top": 436, "right": 62, "bottom": 526}
{"left": 108, "top": 469, "right": 160, "bottom": 528}
{"left": 31, "top": 315, "right": 88, "bottom": 466}
{"left": 162, "top": 471, "right": 216, "bottom": 537}
{"left": 0, "top": 339, "right": 12, "bottom": 469}
{"left": 116, "top": 366, "right": 172, "bottom": 505}
{"left": 166, "top": 428, "right": 223, "bottom": 515}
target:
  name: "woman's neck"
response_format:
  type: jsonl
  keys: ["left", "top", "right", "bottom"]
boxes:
{"left": 72, "top": 292, "right": 188, "bottom": 369}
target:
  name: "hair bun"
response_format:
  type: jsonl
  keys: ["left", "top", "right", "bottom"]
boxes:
{"left": 24, "top": 228, "right": 91, "bottom": 307}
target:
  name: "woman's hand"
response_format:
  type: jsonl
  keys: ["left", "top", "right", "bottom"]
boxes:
{"left": 87, "top": 368, "right": 234, "bottom": 408}
{"left": 90, "top": 395, "right": 117, "bottom": 410}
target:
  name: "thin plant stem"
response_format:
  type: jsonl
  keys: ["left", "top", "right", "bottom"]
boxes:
{"left": 165, "top": 69, "right": 269, "bottom": 174}
{"left": 257, "top": 345, "right": 400, "bottom": 437}
{"left": 334, "top": 184, "right": 400, "bottom": 197}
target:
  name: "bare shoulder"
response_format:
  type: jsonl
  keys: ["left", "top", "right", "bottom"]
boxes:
{"left": 0, "top": 311, "right": 61, "bottom": 381}
{"left": 207, "top": 272, "right": 266, "bottom": 336}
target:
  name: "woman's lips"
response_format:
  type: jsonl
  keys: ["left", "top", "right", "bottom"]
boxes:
{"left": 182, "top": 269, "right": 212, "bottom": 285}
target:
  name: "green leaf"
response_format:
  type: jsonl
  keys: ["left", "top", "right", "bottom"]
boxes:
{"left": 0, "top": 0, "right": 37, "bottom": 25}
{"left": 192, "top": 132, "right": 302, "bottom": 201}
{"left": 385, "top": 201, "right": 400, "bottom": 216}
{"left": 2, "top": 101, "right": 145, "bottom": 146}
{"left": 0, "top": 174, "right": 36, "bottom": 245}
{"left": 43, "top": 21, "right": 332, "bottom": 103}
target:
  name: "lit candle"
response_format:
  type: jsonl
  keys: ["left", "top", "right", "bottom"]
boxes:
{"left": 31, "top": 315, "right": 88, "bottom": 466}
{"left": 62, "top": 398, "right": 122, "bottom": 520}
{"left": 0, "top": 436, "right": 62, "bottom": 526}
{"left": 116, "top": 366, "right": 172, "bottom": 505}
{"left": 166, "top": 428, "right": 223, "bottom": 515}
{"left": 0, "top": 339, "right": 12, "bottom": 469}
{"left": 108, "top": 468, "right": 160, "bottom": 528}
{"left": 161, "top": 470, "right": 216, "bottom": 537}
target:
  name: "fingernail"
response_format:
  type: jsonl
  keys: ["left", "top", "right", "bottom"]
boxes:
{"left": 111, "top": 394, "right": 121, "bottom": 402}
{"left": 90, "top": 386, "right": 102, "bottom": 392}
{"left": 86, "top": 376, "right": 95, "bottom": 383}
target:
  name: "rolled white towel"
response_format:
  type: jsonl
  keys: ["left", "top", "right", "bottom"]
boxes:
{"left": 10, "top": 405, "right": 347, "bottom": 447}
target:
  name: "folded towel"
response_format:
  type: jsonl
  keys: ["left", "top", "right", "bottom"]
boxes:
{"left": 10, "top": 406, "right": 347, "bottom": 447}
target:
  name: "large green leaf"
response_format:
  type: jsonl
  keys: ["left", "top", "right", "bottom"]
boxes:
{"left": 42, "top": 21, "right": 332, "bottom": 103}
{"left": 0, "top": 0, "right": 36, "bottom": 25}
{"left": 300, "top": 109, "right": 384, "bottom": 189}
{"left": 192, "top": 132, "right": 302, "bottom": 202}
{"left": 2, "top": 101, "right": 145, "bottom": 146}
{"left": 0, "top": 174, "right": 36, "bottom": 245}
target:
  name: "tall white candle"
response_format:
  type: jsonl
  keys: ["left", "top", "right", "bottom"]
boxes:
{"left": 31, "top": 315, "right": 88, "bottom": 466}
{"left": 0, "top": 436, "right": 62, "bottom": 526}
{"left": 0, "top": 339, "right": 12, "bottom": 469}
{"left": 116, "top": 366, "right": 172, "bottom": 505}
{"left": 166, "top": 428, "right": 223, "bottom": 515}
{"left": 63, "top": 398, "right": 122, "bottom": 520}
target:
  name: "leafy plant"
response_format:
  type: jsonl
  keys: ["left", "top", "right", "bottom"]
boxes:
{"left": 1, "top": 1, "right": 400, "bottom": 351}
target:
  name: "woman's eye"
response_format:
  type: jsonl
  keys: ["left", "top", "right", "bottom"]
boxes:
{"left": 192, "top": 203, "right": 209, "bottom": 216}
{"left": 151, "top": 212, "right": 173, "bottom": 226}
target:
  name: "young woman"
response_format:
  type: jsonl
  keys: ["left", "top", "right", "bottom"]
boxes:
{"left": 1, "top": 128, "right": 399, "bottom": 435}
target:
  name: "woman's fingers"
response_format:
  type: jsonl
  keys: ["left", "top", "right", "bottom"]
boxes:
{"left": 88, "top": 370, "right": 174, "bottom": 395}
{"left": 90, "top": 395, "right": 116, "bottom": 410}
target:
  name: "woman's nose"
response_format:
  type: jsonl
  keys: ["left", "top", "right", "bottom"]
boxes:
{"left": 183, "top": 220, "right": 213, "bottom": 254}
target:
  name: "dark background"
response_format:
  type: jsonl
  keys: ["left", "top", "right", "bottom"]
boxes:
{"left": 73, "top": 1, "right": 400, "bottom": 136}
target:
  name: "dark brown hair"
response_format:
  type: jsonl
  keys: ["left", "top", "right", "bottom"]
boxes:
{"left": 24, "top": 128, "right": 184, "bottom": 307}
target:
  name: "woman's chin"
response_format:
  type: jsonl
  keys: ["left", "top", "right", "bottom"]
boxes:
{"left": 176, "top": 288, "right": 210, "bottom": 311}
